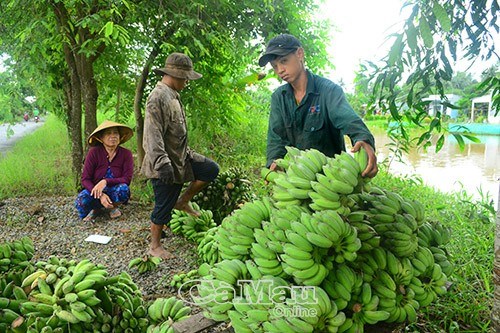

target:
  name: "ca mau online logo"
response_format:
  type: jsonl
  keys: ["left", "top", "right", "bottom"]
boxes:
{"left": 178, "top": 279, "right": 319, "bottom": 318}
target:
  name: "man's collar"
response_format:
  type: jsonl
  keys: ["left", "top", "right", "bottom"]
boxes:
{"left": 158, "top": 81, "right": 180, "bottom": 98}
{"left": 283, "top": 70, "right": 318, "bottom": 96}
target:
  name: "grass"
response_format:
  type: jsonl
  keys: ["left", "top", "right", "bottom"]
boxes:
{"left": 0, "top": 114, "right": 495, "bottom": 332}
{"left": 372, "top": 168, "right": 495, "bottom": 332}
{"left": 0, "top": 115, "right": 74, "bottom": 199}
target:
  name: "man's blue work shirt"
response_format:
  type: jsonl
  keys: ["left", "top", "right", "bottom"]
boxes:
{"left": 266, "top": 70, "right": 375, "bottom": 167}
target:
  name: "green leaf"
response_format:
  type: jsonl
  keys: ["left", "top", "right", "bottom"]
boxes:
{"left": 388, "top": 34, "right": 403, "bottom": 65}
{"left": 419, "top": 16, "right": 434, "bottom": 48}
{"left": 429, "top": 118, "right": 440, "bottom": 131}
{"left": 452, "top": 133, "right": 465, "bottom": 150}
{"left": 432, "top": 1, "right": 451, "bottom": 32}
{"left": 104, "top": 21, "right": 114, "bottom": 38}
{"left": 417, "top": 131, "right": 431, "bottom": 146}
{"left": 435, "top": 134, "right": 444, "bottom": 152}
{"left": 461, "top": 134, "right": 481, "bottom": 143}
{"left": 406, "top": 22, "right": 418, "bottom": 52}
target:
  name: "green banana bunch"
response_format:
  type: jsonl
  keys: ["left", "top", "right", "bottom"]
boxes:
{"left": 128, "top": 256, "right": 162, "bottom": 274}
{"left": 269, "top": 149, "right": 328, "bottom": 206}
{"left": 213, "top": 219, "right": 246, "bottom": 261}
{"left": 169, "top": 269, "right": 198, "bottom": 290}
{"left": 169, "top": 204, "right": 217, "bottom": 244}
{"left": 194, "top": 259, "right": 251, "bottom": 321}
{"left": 195, "top": 278, "right": 234, "bottom": 322}
{"left": 18, "top": 258, "right": 113, "bottom": 331}
{"left": 230, "top": 275, "right": 289, "bottom": 332}
{"left": 430, "top": 246, "right": 454, "bottom": 276}
{"left": 183, "top": 215, "right": 215, "bottom": 244}
{"left": 106, "top": 280, "right": 148, "bottom": 331}
{"left": 169, "top": 209, "right": 188, "bottom": 235}
{"left": 385, "top": 251, "right": 414, "bottom": 286}
{"left": 412, "top": 261, "right": 448, "bottom": 307}
{"left": 196, "top": 226, "right": 220, "bottom": 265}
{"left": 353, "top": 145, "right": 368, "bottom": 172}
{"left": 215, "top": 198, "right": 271, "bottom": 261}
{"left": 417, "top": 221, "right": 452, "bottom": 248}
{"left": 349, "top": 219, "right": 381, "bottom": 253}
{"left": 366, "top": 204, "right": 420, "bottom": 257}
{"left": 281, "top": 147, "right": 327, "bottom": 176}
{"left": 1, "top": 248, "right": 156, "bottom": 333}
{"left": 0, "top": 237, "right": 35, "bottom": 276}
{"left": 321, "top": 264, "right": 363, "bottom": 311}
{"left": 264, "top": 285, "right": 345, "bottom": 333}
{"left": 269, "top": 205, "right": 308, "bottom": 233}
{"left": 344, "top": 282, "right": 390, "bottom": 329}
{"left": 192, "top": 167, "right": 254, "bottom": 224}
{"left": 379, "top": 283, "right": 419, "bottom": 324}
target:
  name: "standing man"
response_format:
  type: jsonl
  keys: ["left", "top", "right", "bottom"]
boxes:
{"left": 141, "top": 53, "right": 219, "bottom": 259}
{"left": 259, "top": 34, "right": 378, "bottom": 178}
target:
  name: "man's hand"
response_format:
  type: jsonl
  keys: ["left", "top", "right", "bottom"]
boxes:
{"left": 158, "top": 163, "right": 174, "bottom": 184}
{"left": 351, "top": 141, "right": 378, "bottom": 178}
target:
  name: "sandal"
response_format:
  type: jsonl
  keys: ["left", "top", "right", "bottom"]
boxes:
{"left": 83, "top": 210, "right": 96, "bottom": 222}
{"left": 109, "top": 208, "right": 122, "bottom": 219}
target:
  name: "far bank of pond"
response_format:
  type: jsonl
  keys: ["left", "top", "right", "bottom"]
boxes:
{"left": 371, "top": 130, "right": 499, "bottom": 208}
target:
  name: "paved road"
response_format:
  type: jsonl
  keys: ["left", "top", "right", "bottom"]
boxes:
{"left": 0, "top": 120, "right": 44, "bottom": 156}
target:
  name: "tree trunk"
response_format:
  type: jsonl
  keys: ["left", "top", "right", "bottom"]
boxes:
{"left": 62, "top": 45, "right": 84, "bottom": 190}
{"left": 79, "top": 55, "right": 98, "bottom": 147}
{"left": 52, "top": 1, "right": 83, "bottom": 189}
{"left": 134, "top": 45, "right": 161, "bottom": 167}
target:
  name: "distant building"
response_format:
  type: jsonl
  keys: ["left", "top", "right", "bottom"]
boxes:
{"left": 471, "top": 91, "right": 499, "bottom": 124}
{"left": 423, "top": 94, "right": 461, "bottom": 119}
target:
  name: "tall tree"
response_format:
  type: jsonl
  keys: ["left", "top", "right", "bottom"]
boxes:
{"left": 0, "top": 0, "right": 133, "bottom": 186}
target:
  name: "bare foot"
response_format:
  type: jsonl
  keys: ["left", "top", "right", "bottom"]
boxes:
{"left": 174, "top": 202, "right": 201, "bottom": 217}
{"left": 82, "top": 210, "right": 96, "bottom": 222}
{"left": 149, "top": 246, "right": 175, "bottom": 260}
{"left": 109, "top": 208, "right": 122, "bottom": 219}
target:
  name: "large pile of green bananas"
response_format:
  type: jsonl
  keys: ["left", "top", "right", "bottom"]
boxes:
{"left": 192, "top": 147, "right": 453, "bottom": 332}
{"left": 0, "top": 245, "right": 192, "bottom": 333}
{"left": 192, "top": 167, "right": 254, "bottom": 223}
{"left": 169, "top": 204, "right": 217, "bottom": 244}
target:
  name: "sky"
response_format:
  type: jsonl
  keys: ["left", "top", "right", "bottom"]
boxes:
{"left": 318, "top": 0, "right": 498, "bottom": 92}
{"left": 318, "top": 0, "right": 406, "bottom": 90}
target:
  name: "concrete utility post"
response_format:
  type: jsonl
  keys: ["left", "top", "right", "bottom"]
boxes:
{"left": 493, "top": 185, "right": 500, "bottom": 329}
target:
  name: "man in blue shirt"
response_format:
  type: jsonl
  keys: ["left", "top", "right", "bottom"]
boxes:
{"left": 259, "top": 34, "right": 378, "bottom": 178}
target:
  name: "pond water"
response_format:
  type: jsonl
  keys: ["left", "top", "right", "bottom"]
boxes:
{"left": 371, "top": 132, "right": 500, "bottom": 209}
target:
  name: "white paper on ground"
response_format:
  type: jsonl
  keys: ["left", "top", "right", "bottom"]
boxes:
{"left": 84, "top": 234, "right": 112, "bottom": 244}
